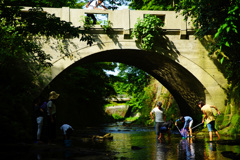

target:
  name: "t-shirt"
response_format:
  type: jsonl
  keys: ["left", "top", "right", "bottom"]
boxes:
{"left": 201, "top": 104, "right": 215, "bottom": 124}
{"left": 87, "top": 0, "right": 105, "bottom": 10}
{"left": 34, "top": 105, "right": 44, "bottom": 118}
{"left": 47, "top": 100, "right": 56, "bottom": 116}
{"left": 151, "top": 107, "right": 165, "bottom": 122}
{"left": 176, "top": 116, "right": 193, "bottom": 128}
{"left": 60, "top": 124, "right": 74, "bottom": 135}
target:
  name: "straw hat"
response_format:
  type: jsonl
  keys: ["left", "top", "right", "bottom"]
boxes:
{"left": 49, "top": 91, "right": 60, "bottom": 100}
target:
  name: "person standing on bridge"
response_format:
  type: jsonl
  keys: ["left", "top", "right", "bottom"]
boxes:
{"left": 47, "top": 91, "right": 60, "bottom": 145}
{"left": 150, "top": 101, "right": 166, "bottom": 141}
{"left": 85, "top": 0, "right": 108, "bottom": 25}
{"left": 198, "top": 101, "right": 221, "bottom": 141}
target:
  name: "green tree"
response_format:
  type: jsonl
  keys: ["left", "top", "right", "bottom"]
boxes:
{"left": 114, "top": 64, "right": 150, "bottom": 112}
{"left": 0, "top": 0, "right": 94, "bottom": 142}
{"left": 129, "top": 0, "right": 178, "bottom": 10}
{"left": 44, "top": 62, "right": 118, "bottom": 127}
{"left": 175, "top": 0, "right": 240, "bottom": 101}
{"left": 4, "top": 0, "right": 79, "bottom": 8}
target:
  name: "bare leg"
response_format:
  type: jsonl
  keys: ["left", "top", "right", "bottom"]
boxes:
{"left": 158, "top": 133, "right": 162, "bottom": 140}
{"left": 189, "top": 127, "right": 192, "bottom": 137}
{"left": 215, "top": 131, "right": 220, "bottom": 140}
{"left": 158, "top": 133, "right": 161, "bottom": 140}
{"left": 209, "top": 131, "right": 213, "bottom": 141}
{"left": 159, "top": 133, "right": 166, "bottom": 143}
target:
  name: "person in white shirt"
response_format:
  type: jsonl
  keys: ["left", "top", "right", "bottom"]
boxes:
{"left": 60, "top": 124, "right": 74, "bottom": 140}
{"left": 150, "top": 102, "right": 166, "bottom": 140}
{"left": 85, "top": 0, "right": 108, "bottom": 24}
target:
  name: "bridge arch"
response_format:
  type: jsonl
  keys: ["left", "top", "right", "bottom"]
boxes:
{"left": 73, "top": 49, "right": 205, "bottom": 118}
{"left": 41, "top": 36, "right": 227, "bottom": 121}
{"left": 34, "top": 8, "right": 227, "bottom": 120}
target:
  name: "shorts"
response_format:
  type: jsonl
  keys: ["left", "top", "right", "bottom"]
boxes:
{"left": 155, "top": 122, "right": 164, "bottom": 135}
{"left": 185, "top": 120, "right": 193, "bottom": 128}
{"left": 207, "top": 121, "right": 217, "bottom": 132}
{"left": 160, "top": 126, "right": 167, "bottom": 133}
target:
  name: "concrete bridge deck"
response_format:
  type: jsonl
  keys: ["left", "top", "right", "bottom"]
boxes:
{"left": 22, "top": 7, "right": 193, "bottom": 39}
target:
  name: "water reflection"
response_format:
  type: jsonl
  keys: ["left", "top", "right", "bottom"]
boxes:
{"left": 177, "top": 139, "right": 195, "bottom": 160}
{"left": 5, "top": 126, "right": 240, "bottom": 160}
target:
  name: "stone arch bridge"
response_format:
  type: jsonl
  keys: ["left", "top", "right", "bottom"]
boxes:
{"left": 22, "top": 7, "right": 227, "bottom": 120}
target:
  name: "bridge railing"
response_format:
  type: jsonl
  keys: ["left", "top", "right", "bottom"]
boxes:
{"left": 22, "top": 7, "right": 194, "bottom": 39}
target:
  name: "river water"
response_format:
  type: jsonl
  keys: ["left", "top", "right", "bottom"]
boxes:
{"left": 3, "top": 122, "right": 240, "bottom": 160}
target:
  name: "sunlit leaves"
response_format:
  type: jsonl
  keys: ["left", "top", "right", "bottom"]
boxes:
{"left": 129, "top": 0, "right": 176, "bottom": 10}
{"left": 113, "top": 63, "right": 150, "bottom": 112}
{"left": 131, "top": 14, "right": 164, "bottom": 51}
{"left": 176, "top": 0, "right": 240, "bottom": 102}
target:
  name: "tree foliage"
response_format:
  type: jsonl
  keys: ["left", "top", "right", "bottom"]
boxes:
{"left": 129, "top": 0, "right": 178, "bottom": 10}
{"left": 114, "top": 64, "right": 150, "bottom": 112}
{"left": 0, "top": 0, "right": 94, "bottom": 142}
{"left": 175, "top": 0, "right": 240, "bottom": 102}
{"left": 129, "top": 0, "right": 240, "bottom": 103}
{"left": 4, "top": 0, "right": 79, "bottom": 8}
{"left": 43, "top": 62, "right": 117, "bottom": 127}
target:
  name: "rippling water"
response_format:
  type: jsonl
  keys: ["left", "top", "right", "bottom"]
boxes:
{"left": 2, "top": 123, "right": 240, "bottom": 159}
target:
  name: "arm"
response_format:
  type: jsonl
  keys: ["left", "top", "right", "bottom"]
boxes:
{"left": 175, "top": 119, "right": 179, "bottom": 126}
{"left": 94, "top": 6, "right": 107, "bottom": 10}
{"left": 202, "top": 110, "right": 207, "bottom": 123}
{"left": 94, "top": 2, "right": 108, "bottom": 10}
{"left": 150, "top": 111, "right": 154, "bottom": 120}
{"left": 86, "top": 2, "right": 90, "bottom": 8}
{"left": 100, "top": 4, "right": 108, "bottom": 10}
{"left": 210, "top": 105, "right": 221, "bottom": 115}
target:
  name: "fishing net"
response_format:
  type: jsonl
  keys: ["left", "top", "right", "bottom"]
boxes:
{"left": 180, "top": 128, "right": 188, "bottom": 138}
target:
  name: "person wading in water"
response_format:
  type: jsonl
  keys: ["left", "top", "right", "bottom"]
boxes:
{"left": 150, "top": 102, "right": 166, "bottom": 141}
{"left": 198, "top": 101, "right": 221, "bottom": 141}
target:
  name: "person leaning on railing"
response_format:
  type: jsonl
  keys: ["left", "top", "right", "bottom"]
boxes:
{"left": 85, "top": 0, "right": 108, "bottom": 25}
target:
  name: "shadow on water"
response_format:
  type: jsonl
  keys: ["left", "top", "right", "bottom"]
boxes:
{"left": 1, "top": 123, "right": 240, "bottom": 160}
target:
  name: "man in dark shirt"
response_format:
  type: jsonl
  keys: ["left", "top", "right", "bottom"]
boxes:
{"left": 159, "top": 119, "right": 173, "bottom": 142}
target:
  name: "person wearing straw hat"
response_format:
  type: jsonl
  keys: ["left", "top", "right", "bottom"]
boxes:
{"left": 47, "top": 91, "right": 60, "bottom": 144}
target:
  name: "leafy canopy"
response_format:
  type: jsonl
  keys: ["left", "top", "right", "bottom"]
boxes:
{"left": 175, "top": 0, "right": 240, "bottom": 100}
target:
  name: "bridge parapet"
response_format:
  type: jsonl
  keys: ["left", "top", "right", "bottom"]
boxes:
{"left": 22, "top": 7, "right": 194, "bottom": 39}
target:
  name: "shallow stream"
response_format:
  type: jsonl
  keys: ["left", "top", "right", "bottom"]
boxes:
{"left": 2, "top": 122, "right": 240, "bottom": 159}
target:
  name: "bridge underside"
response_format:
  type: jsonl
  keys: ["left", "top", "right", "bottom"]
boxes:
{"left": 69, "top": 49, "right": 205, "bottom": 122}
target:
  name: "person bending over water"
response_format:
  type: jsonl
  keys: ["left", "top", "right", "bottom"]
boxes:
{"left": 175, "top": 116, "right": 193, "bottom": 138}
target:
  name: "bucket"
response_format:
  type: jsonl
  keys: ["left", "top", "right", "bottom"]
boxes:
{"left": 64, "top": 140, "right": 72, "bottom": 147}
